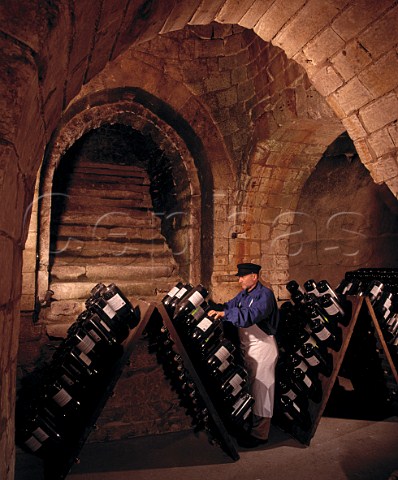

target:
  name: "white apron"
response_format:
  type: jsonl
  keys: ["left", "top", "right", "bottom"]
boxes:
{"left": 239, "top": 324, "right": 279, "bottom": 418}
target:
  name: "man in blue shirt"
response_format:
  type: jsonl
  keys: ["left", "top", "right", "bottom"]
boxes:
{"left": 209, "top": 263, "right": 279, "bottom": 448}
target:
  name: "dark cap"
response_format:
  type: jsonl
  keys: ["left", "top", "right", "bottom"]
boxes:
{"left": 235, "top": 263, "right": 261, "bottom": 276}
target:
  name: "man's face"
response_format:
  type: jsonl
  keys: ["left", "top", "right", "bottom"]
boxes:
{"left": 238, "top": 273, "right": 258, "bottom": 291}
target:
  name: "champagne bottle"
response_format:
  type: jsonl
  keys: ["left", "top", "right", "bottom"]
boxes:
{"left": 230, "top": 391, "right": 254, "bottom": 425}
{"left": 318, "top": 293, "right": 349, "bottom": 327}
{"left": 86, "top": 296, "right": 129, "bottom": 343}
{"left": 286, "top": 353, "right": 322, "bottom": 403}
{"left": 291, "top": 290, "right": 306, "bottom": 306}
{"left": 218, "top": 365, "right": 248, "bottom": 403}
{"left": 277, "top": 375, "right": 309, "bottom": 411}
{"left": 316, "top": 280, "right": 340, "bottom": 301}
{"left": 162, "top": 282, "right": 184, "bottom": 309}
{"left": 278, "top": 396, "right": 311, "bottom": 430}
{"left": 89, "top": 283, "right": 106, "bottom": 300}
{"left": 364, "top": 279, "right": 385, "bottom": 304}
{"left": 168, "top": 283, "right": 193, "bottom": 314}
{"left": 173, "top": 284, "right": 209, "bottom": 321}
{"left": 16, "top": 405, "right": 64, "bottom": 458}
{"left": 304, "top": 279, "right": 320, "bottom": 297}
{"left": 306, "top": 305, "right": 342, "bottom": 352}
{"left": 205, "top": 338, "right": 236, "bottom": 377}
{"left": 190, "top": 315, "right": 223, "bottom": 356}
{"left": 175, "top": 302, "right": 208, "bottom": 334}
{"left": 286, "top": 280, "right": 305, "bottom": 296}
{"left": 43, "top": 379, "right": 81, "bottom": 422}
{"left": 102, "top": 283, "right": 139, "bottom": 329}
{"left": 373, "top": 289, "right": 394, "bottom": 324}
{"left": 53, "top": 345, "right": 100, "bottom": 382}
{"left": 300, "top": 341, "right": 333, "bottom": 377}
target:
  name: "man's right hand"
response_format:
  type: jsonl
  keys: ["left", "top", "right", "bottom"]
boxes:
{"left": 208, "top": 310, "right": 225, "bottom": 320}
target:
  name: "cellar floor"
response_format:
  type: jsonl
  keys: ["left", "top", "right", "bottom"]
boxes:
{"left": 15, "top": 415, "right": 398, "bottom": 480}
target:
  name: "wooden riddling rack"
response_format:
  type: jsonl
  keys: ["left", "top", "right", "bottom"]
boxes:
{"left": 50, "top": 293, "right": 398, "bottom": 478}
{"left": 45, "top": 299, "right": 159, "bottom": 479}
{"left": 278, "top": 295, "right": 398, "bottom": 446}
{"left": 52, "top": 298, "right": 240, "bottom": 480}
{"left": 154, "top": 302, "right": 240, "bottom": 461}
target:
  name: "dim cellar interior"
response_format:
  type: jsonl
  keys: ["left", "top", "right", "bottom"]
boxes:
{"left": 0, "top": 1, "right": 397, "bottom": 480}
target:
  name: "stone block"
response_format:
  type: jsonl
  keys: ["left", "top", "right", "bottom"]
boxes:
{"left": 40, "top": 2, "right": 70, "bottom": 133}
{"left": 194, "top": 37, "right": 225, "bottom": 58}
{"left": 231, "top": 65, "right": 248, "bottom": 84}
{"left": 214, "top": 254, "right": 229, "bottom": 266}
{"left": 303, "top": 27, "right": 345, "bottom": 66}
{"left": 332, "top": 0, "right": 392, "bottom": 41}
{"left": 310, "top": 65, "right": 344, "bottom": 97}
{"left": 0, "top": 237, "right": 14, "bottom": 307}
{"left": 332, "top": 77, "right": 373, "bottom": 116}
{"left": 216, "top": 87, "right": 238, "bottom": 107}
{"left": 239, "top": 0, "right": 275, "bottom": 29}
{"left": 21, "top": 272, "right": 35, "bottom": 295}
{"left": 359, "top": 92, "right": 398, "bottom": 133}
{"left": 341, "top": 114, "right": 367, "bottom": 140}
{"left": 204, "top": 72, "right": 232, "bottom": 92}
{"left": 369, "top": 155, "right": 398, "bottom": 184}
{"left": 331, "top": 40, "right": 372, "bottom": 82}
{"left": 20, "top": 294, "right": 35, "bottom": 311}
{"left": 253, "top": 0, "right": 306, "bottom": 41}
{"left": 388, "top": 123, "right": 398, "bottom": 147}
{"left": 50, "top": 300, "right": 85, "bottom": 317}
{"left": 368, "top": 128, "right": 396, "bottom": 157}
{"left": 358, "top": 5, "right": 398, "bottom": 60}
{"left": 358, "top": 50, "right": 398, "bottom": 98}
{"left": 22, "top": 247, "right": 37, "bottom": 273}
{"left": 160, "top": 0, "right": 202, "bottom": 33}
{"left": 273, "top": 0, "right": 342, "bottom": 58}
{"left": 216, "top": 0, "right": 260, "bottom": 24}
{"left": 45, "top": 322, "right": 72, "bottom": 339}
{"left": 188, "top": 0, "right": 225, "bottom": 25}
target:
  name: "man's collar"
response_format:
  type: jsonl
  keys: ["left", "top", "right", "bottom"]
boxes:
{"left": 245, "top": 281, "right": 259, "bottom": 294}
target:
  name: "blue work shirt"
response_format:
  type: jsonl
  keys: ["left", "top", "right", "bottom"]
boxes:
{"left": 223, "top": 282, "right": 279, "bottom": 336}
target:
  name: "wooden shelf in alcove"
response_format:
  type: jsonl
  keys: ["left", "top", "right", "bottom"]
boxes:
{"left": 284, "top": 295, "right": 398, "bottom": 446}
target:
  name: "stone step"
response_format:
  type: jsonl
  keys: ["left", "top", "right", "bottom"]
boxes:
{"left": 63, "top": 196, "right": 153, "bottom": 211}
{"left": 65, "top": 186, "right": 153, "bottom": 202}
{"left": 48, "top": 279, "right": 178, "bottom": 302}
{"left": 52, "top": 237, "right": 170, "bottom": 256}
{"left": 52, "top": 212, "right": 162, "bottom": 227}
{"left": 50, "top": 263, "right": 178, "bottom": 282}
{"left": 51, "top": 253, "right": 177, "bottom": 266}
{"left": 57, "top": 202, "right": 154, "bottom": 217}
{"left": 68, "top": 172, "right": 150, "bottom": 187}
{"left": 53, "top": 224, "right": 165, "bottom": 241}
{"left": 75, "top": 161, "right": 149, "bottom": 176}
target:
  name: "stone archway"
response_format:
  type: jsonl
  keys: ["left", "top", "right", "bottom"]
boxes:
{"left": 37, "top": 96, "right": 203, "bottom": 310}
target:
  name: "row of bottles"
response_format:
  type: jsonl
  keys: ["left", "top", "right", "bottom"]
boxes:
{"left": 337, "top": 270, "right": 398, "bottom": 362}
{"left": 16, "top": 283, "right": 139, "bottom": 467}
{"left": 337, "top": 269, "right": 398, "bottom": 406}
{"left": 275, "top": 278, "right": 349, "bottom": 431}
{"left": 154, "top": 282, "right": 255, "bottom": 436}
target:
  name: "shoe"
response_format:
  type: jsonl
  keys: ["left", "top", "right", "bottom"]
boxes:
{"left": 236, "top": 433, "right": 268, "bottom": 449}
